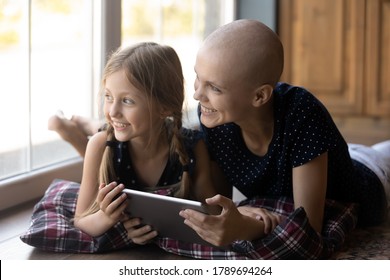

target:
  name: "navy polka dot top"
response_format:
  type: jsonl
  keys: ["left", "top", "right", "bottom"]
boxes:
{"left": 108, "top": 128, "right": 202, "bottom": 192}
{"left": 200, "top": 83, "right": 387, "bottom": 226}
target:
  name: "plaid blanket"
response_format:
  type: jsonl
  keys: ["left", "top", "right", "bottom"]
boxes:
{"left": 20, "top": 179, "right": 358, "bottom": 259}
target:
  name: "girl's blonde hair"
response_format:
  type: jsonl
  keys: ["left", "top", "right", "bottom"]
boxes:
{"left": 80, "top": 43, "right": 190, "bottom": 218}
{"left": 100, "top": 42, "right": 190, "bottom": 196}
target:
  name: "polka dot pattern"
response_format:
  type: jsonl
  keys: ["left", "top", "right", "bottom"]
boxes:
{"left": 109, "top": 128, "right": 202, "bottom": 191}
{"left": 200, "top": 83, "right": 386, "bottom": 225}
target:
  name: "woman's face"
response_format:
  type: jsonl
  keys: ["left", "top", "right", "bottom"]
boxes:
{"left": 103, "top": 70, "right": 161, "bottom": 143}
{"left": 193, "top": 46, "right": 258, "bottom": 128}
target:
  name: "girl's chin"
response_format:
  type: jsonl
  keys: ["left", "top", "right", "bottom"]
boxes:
{"left": 113, "top": 132, "right": 130, "bottom": 142}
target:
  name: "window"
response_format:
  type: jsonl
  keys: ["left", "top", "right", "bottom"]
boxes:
{"left": 121, "top": 0, "right": 234, "bottom": 125}
{"left": 0, "top": 0, "right": 234, "bottom": 211}
{"left": 0, "top": 0, "right": 96, "bottom": 181}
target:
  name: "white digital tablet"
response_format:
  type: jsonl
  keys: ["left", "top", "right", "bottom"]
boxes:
{"left": 122, "top": 188, "right": 212, "bottom": 246}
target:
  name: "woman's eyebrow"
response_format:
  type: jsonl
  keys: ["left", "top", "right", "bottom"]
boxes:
{"left": 194, "top": 68, "right": 226, "bottom": 90}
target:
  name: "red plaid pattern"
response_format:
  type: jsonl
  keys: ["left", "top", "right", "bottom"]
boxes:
{"left": 20, "top": 179, "right": 358, "bottom": 259}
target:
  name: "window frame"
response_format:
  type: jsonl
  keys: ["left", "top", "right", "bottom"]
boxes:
{"left": 0, "top": 0, "right": 240, "bottom": 212}
{"left": 0, "top": 0, "right": 121, "bottom": 211}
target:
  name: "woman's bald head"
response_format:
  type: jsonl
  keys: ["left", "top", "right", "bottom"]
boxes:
{"left": 200, "top": 19, "right": 284, "bottom": 87}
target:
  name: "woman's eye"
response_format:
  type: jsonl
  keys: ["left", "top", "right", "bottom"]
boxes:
{"left": 210, "top": 84, "right": 221, "bottom": 92}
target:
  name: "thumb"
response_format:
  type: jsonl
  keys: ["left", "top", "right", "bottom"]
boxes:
{"left": 205, "top": 194, "right": 235, "bottom": 213}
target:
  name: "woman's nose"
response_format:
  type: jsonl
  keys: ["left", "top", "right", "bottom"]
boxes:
{"left": 193, "top": 80, "right": 205, "bottom": 102}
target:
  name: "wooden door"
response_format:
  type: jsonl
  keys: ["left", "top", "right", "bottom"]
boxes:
{"left": 365, "top": 0, "right": 390, "bottom": 117}
{"left": 278, "top": 0, "right": 390, "bottom": 145}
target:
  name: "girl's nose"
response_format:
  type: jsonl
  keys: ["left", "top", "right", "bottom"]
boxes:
{"left": 109, "top": 101, "right": 121, "bottom": 118}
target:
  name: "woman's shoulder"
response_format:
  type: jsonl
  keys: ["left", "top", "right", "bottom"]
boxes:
{"left": 274, "top": 82, "right": 333, "bottom": 120}
{"left": 180, "top": 127, "right": 203, "bottom": 144}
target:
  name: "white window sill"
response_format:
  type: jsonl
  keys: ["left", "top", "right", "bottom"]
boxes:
{"left": 0, "top": 157, "right": 83, "bottom": 212}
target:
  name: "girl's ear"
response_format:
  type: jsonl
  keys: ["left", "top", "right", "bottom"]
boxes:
{"left": 252, "top": 84, "right": 273, "bottom": 107}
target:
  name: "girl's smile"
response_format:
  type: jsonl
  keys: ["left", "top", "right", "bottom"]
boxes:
{"left": 111, "top": 121, "right": 130, "bottom": 131}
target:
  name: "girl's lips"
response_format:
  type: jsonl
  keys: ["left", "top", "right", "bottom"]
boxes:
{"left": 112, "top": 121, "right": 130, "bottom": 130}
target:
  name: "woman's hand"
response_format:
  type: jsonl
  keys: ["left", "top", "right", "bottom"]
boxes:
{"left": 122, "top": 218, "right": 158, "bottom": 245}
{"left": 237, "top": 206, "right": 282, "bottom": 234}
{"left": 179, "top": 195, "right": 268, "bottom": 247}
{"left": 96, "top": 182, "right": 128, "bottom": 226}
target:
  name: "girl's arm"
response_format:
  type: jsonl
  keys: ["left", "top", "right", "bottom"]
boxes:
{"left": 292, "top": 152, "right": 328, "bottom": 233}
{"left": 73, "top": 132, "right": 127, "bottom": 236}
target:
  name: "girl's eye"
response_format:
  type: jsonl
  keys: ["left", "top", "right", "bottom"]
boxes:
{"left": 104, "top": 94, "right": 113, "bottom": 102}
{"left": 123, "top": 98, "right": 134, "bottom": 105}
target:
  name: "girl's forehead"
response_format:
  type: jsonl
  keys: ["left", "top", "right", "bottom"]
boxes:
{"left": 105, "top": 71, "right": 142, "bottom": 92}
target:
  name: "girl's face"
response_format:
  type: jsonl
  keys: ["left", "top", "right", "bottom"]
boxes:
{"left": 103, "top": 70, "right": 161, "bottom": 143}
{"left": 193, "top": 47, "right": 258, "bottom": 128}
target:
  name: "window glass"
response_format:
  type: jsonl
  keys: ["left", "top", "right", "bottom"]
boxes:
{"left": 30, "top": 0, "right": 93, "bottom": 169}
{"left": 0, "top": 0, "right": 29, "bottom": 178}
{"left": 0, "top": 0, "right": 95, "bottom": 179}
{"left": 121, "top": 0, "right": 233, "bottom": 124}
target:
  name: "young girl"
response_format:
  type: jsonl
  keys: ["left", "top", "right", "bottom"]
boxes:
{"left": 73, "top": 42, "right": 219, "bottom": 244}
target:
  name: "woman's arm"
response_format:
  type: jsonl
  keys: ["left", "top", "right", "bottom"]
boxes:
{"left": 191, "top": 140, "right": 220, "bottom": 202}
{"left": 292, "top": 152, "right": 328, "bottom": 233}
{"left": 181, "top": 139, "right": 277, "bottom": 246}
{"left": 180, "top": 195, "right": 270, "bottom": 246}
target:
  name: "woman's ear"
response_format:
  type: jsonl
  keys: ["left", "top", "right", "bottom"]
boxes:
{"left": 252, "top": 84, "right": 273, "bottom": 107}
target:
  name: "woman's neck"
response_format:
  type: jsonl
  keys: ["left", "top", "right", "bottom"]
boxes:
{"left": 238, "top": 100, "right": 274, "bottom": 157}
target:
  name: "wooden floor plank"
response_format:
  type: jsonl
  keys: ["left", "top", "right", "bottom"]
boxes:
{"left": 0, "top": 200, "right": 37, "bottom": 243}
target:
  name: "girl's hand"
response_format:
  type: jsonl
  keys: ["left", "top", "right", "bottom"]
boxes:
{"left": 179, "top": 195, "right": 262, "bottom": 247}
{"left": 122, "top": 217, "right": 158, "bottom": 245}
{"left": 237, "top": 206, "right": 282, "bottom": 234}
{"left": 96, "top": 182, "right": 128, "bottom": 225}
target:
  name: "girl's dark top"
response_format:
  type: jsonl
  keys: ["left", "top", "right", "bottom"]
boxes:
{"left": 200, "top": 82, "right": 387, "bottom": 226}
{"left": 107, "top": 128, "right": 202, "bottom": 193}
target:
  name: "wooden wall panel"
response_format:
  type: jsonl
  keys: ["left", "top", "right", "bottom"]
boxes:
{"left": 365, "top": 0, "right": 390, "bottom": 116}
{"left": 279, "top": 0, "right": 365, "bottom": 115}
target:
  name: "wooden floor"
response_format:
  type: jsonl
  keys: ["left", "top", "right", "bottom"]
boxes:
{"left": 0, "top": 200, "right": 189, "bottom": 260}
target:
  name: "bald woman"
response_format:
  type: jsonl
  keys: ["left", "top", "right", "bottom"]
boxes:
{"left": 180, "top": 19, "right": 389, "bottom": 246}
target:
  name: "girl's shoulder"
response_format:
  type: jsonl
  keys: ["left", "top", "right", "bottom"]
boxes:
{"left": 85, "top": 131, "right": 108, "bottom": 154}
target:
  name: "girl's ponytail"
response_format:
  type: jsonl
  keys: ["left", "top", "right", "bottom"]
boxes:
{"left": 99, "top": 125, "right": 116, "bottom": 186}
{"left": 168, "top": 113, "right": 190, "bottom": 199}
